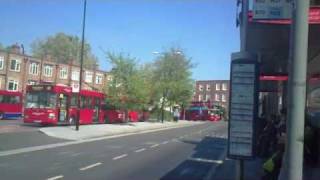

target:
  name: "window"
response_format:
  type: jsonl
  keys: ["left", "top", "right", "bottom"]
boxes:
{"left": 222, "top": 83, "right": 227, "bottom": 91}
{"left": 222, "top": 94, "right": 226, "bottom": 102}
{"left": 29, "top": 62, "right": 39, "bottom": 75}
{"left": 10, "top": 59, "right": 21, "bottom": 72}
{"left": 95, "top": 73, "right": 103, "bottom": 84}
{"left": 198, "top": 94, "right": 203, "bottom": 101}
{"left": 206, "top": 95, "right": 211, "bottom": 101}
{"left": 28, "top": 80, "right": 37, "bottom": 85}
{"left": 44, "top": 65, "right": 53, "bottom": 77}
{"left": 199, "top": 85, "right": 203, "bottom": 91}
{"left": 7, "top": 80, "right": 18, "bottom": 91}
{"left": 215, "top": 94, "right": 220, "bottom": 101}
{"left": 0, "top": 56, "right": 4, "bottom": 70}
{"left": 0, "top": 95, "right": 20, "bottom": 104}
{"left": 206, "top": 84, "right": 210, "bottom": 91}
{"left": 216, "top": 83, "right": 221, "bottom": 91}
{"left": 71, "top": 70, "right": 80, "bottom": 81}
{"left": 85, "top": 71, "right": 93, "bottom": 83}
{"left": 60, "top": 67, "right": 68, "bottom": 79}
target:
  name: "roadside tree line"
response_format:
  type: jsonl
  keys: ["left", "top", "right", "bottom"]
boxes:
{"left": 106, "top": 48, "right": 195, "bottom": 122}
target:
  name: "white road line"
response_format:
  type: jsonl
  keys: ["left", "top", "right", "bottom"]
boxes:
{"left": 0, "top": 123, "right": 203, "bottom": 157}
{"left": 162, "top": 141, "right": 169, "bottom": 145}
{"left": 47, "top": 175, "right": 64, "bottom": 180}
{"left": 79, "top": 162, "right": 102, "bottom": 171}
{"left": 135, "top": 148, "right": 146, "bottom": 153}
{"left": 150, "top": 144, "right": 159, "bottom": 148}
{"left": 113, "top": 154, "right": 128, "bottom": 160}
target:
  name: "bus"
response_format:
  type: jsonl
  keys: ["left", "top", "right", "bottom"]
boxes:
{"left": 23, "top": 84, "right": 105, "bottom": 125}
{"left": 184, "top": 106, "right": 209, "bottom": 121}
{"left": 0, "top": 90, "right": 23, "bottom": 119}
{"left": 69, "top": 89, "right": 105, "bottom": 125}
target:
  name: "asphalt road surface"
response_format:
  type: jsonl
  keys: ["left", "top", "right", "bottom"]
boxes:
{"left": 0, "top": 121, "right": 227, "bottom": 180}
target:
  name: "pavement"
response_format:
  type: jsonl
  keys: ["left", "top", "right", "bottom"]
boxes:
{"left": 39, "top": 120, "right": 206, "bottom": 140}
{"left": 0, "top": 121, "right": 229, "bottom": 180}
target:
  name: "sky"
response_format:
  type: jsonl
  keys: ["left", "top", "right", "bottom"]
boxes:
{"left": 0, "top": 0, "right": 240, "bottom": 80}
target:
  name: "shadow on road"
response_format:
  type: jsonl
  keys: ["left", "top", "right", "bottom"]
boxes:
{"left": 160, "top": 136, "right": 227, "bottom": 180}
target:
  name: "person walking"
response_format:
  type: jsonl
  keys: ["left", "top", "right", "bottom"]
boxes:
{"left": 173, "top": 107, "right": 180, "bottom": 122}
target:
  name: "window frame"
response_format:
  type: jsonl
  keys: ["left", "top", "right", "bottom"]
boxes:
{"left": 95, "top": 73, "right": 103, "bottom": 84}
{"left": 43, "top": 64, "right": 53, "bottom": 77}
{"left": 71, "top": 70, "right": 80, "bottom": 81}
{"left": 85, "top": 71, "right": 93, "bottom": 83}
{"left": 0, "top": 56, "right": 4, "bottom": 70}
{"left": 215, "top": 93, "right": 220, "bottom": 101}
{"left": 29, "top": 62, "right": 39, "bottom": 75}
{"left": 215, "top": 83, "right": 221, "bottom": 91}
{"left": 7, "top": 79, "right": 19, "bottom": 91}
{"left": 59, "top": 67, "right": 68, "bottom": 79}
{"left": 10, "top": 59, "right": 21, "bottom": 72}
{"left": 222, "top": 83, "right": 227, "bottom": 91}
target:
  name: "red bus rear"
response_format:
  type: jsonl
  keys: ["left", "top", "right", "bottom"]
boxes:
{"left": 0, "top": 90, "right": 22, "bottom": 119}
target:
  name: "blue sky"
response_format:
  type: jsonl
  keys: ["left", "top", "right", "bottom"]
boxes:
{"left": 0, "top": 0, "right": 239, "bottom": 80}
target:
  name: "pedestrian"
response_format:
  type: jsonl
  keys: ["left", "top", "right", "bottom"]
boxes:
{"left": 173, "top": 107, "right": 180, "bottom": 122}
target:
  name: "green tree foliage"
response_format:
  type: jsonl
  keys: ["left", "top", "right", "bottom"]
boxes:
{"left": 31, "top": 32, "right": 98, "bottom": 68}
{"left": 151, "top": 48, "right": 194, "bottom": 122}
{"left": 106, "top": 53, "right": 152, "bottom": 121}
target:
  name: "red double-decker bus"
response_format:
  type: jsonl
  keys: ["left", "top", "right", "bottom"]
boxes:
{"left": 0, "top": 90, "right": 23, "bottom": 119}
{"left": 24, "top": 84, "right": 106, "bottom": 125}
{"left": 68, "top": 89, "right": 105, "bottom": 125}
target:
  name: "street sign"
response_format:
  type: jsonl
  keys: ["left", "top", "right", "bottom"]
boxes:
{"left": 228, "top": 52, "right": 259, "bottom": 159}
{"left": 253, "top": 0, "right": 293, "bottom": 20}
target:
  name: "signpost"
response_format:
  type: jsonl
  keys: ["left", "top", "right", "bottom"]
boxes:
{"left": 253, "top": 0, "right": 293, "bottom": 20}
{"left": 228, "top": 52, "right": 259, "bottom": 160}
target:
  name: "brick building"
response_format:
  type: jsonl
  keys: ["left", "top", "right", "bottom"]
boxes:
{"left": 0, "top": 44, "right": 109, "bottom": 93}
{"left": 193, "top": 80, "right": 230, "bottom": 111}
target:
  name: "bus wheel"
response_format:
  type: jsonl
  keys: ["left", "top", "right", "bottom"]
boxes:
{"left": 69, "top": 116, "right": 75, "bottom": 125}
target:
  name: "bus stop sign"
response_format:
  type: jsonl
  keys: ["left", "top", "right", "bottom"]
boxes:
{"left": 228, "top": 52, "right": 259, "bottom": 159}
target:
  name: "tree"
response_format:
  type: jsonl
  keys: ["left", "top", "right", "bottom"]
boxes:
{"left": 31, "top": 32, "right": 98, "bottom": 68}
{"left": 152, "top": 48, "right": 194, "bottom": 122}
{"left": 106, "top": 52, "right": 152, "bottom": 122}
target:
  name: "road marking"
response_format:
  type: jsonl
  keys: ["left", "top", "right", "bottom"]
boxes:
{"left": 135, "top": 148, "right": 146, "bottom": 153}
{"left": 80, "top": 162, "right": 102, "bottom": 171}
{"left": 47, "top": 175, "right": 64, "bottom": 180}
{"left": 113, "top": 154, "right": 127, "bottom": 160}
{"left": 0, "top": 123, "right": 204, "bottom": 157}
{"left": 150, "top": 144, "right": 159, "bottom": 148}
{"left": 188, "top": 157, "right": 223, "bottom": 164}
{"left": 162, "top": 141, "right": 169, "bottom": 145}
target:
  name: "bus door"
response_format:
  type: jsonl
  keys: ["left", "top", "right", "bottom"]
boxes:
{"left": 58, "top": 93, "right": 68, "bottom": 123}
{"left": 93, "top": 98, "right": 100, "bottom": 123}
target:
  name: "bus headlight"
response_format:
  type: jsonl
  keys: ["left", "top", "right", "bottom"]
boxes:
{"left": 48, "top": 113, "right": 55, "bottom": 119}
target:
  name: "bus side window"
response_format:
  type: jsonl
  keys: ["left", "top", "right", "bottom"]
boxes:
{"left": 0, "top": 95, "right": 4, "bottom": 103}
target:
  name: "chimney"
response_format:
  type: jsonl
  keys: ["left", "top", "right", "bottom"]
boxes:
{"left": 10, "top": 43, "right": 21, "bottom": 54}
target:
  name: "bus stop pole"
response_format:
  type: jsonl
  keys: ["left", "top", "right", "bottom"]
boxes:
{"left": 76, "top": 0, "right": 87, "bottom": 131}
{"left": 236, "top": 0, "right": 248, "bottom": 179}
{"left": 286, "top": 0, "right": 309, "bottom": 179}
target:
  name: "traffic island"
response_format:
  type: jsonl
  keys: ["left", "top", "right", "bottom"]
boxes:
{"left": 39, "top": 120, "right": 206, "bottom": 141}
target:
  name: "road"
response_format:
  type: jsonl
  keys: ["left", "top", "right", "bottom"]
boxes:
{"left": 0, "top": 121, "right": 227, "bottom": 180}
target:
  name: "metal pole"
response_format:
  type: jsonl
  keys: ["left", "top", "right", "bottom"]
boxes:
{"left": 76, "top": 0, "right": 87, "bottom": 131}
{"left": 236, "top": 0, "right": 248, "bottom": 179}
{"left": 287, "top": 0, "right": 309, "bottom": 179}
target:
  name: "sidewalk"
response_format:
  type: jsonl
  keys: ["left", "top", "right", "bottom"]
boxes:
{"left": 209, "top": 157, "right": 264, "bottom": 180}
{"left": 40, "top": 120, "right": 205, "bottom": 140}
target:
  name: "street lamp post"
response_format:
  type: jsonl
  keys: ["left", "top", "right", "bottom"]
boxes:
{"left": 76, "top": 0, "right": 87, "bottom": 131}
